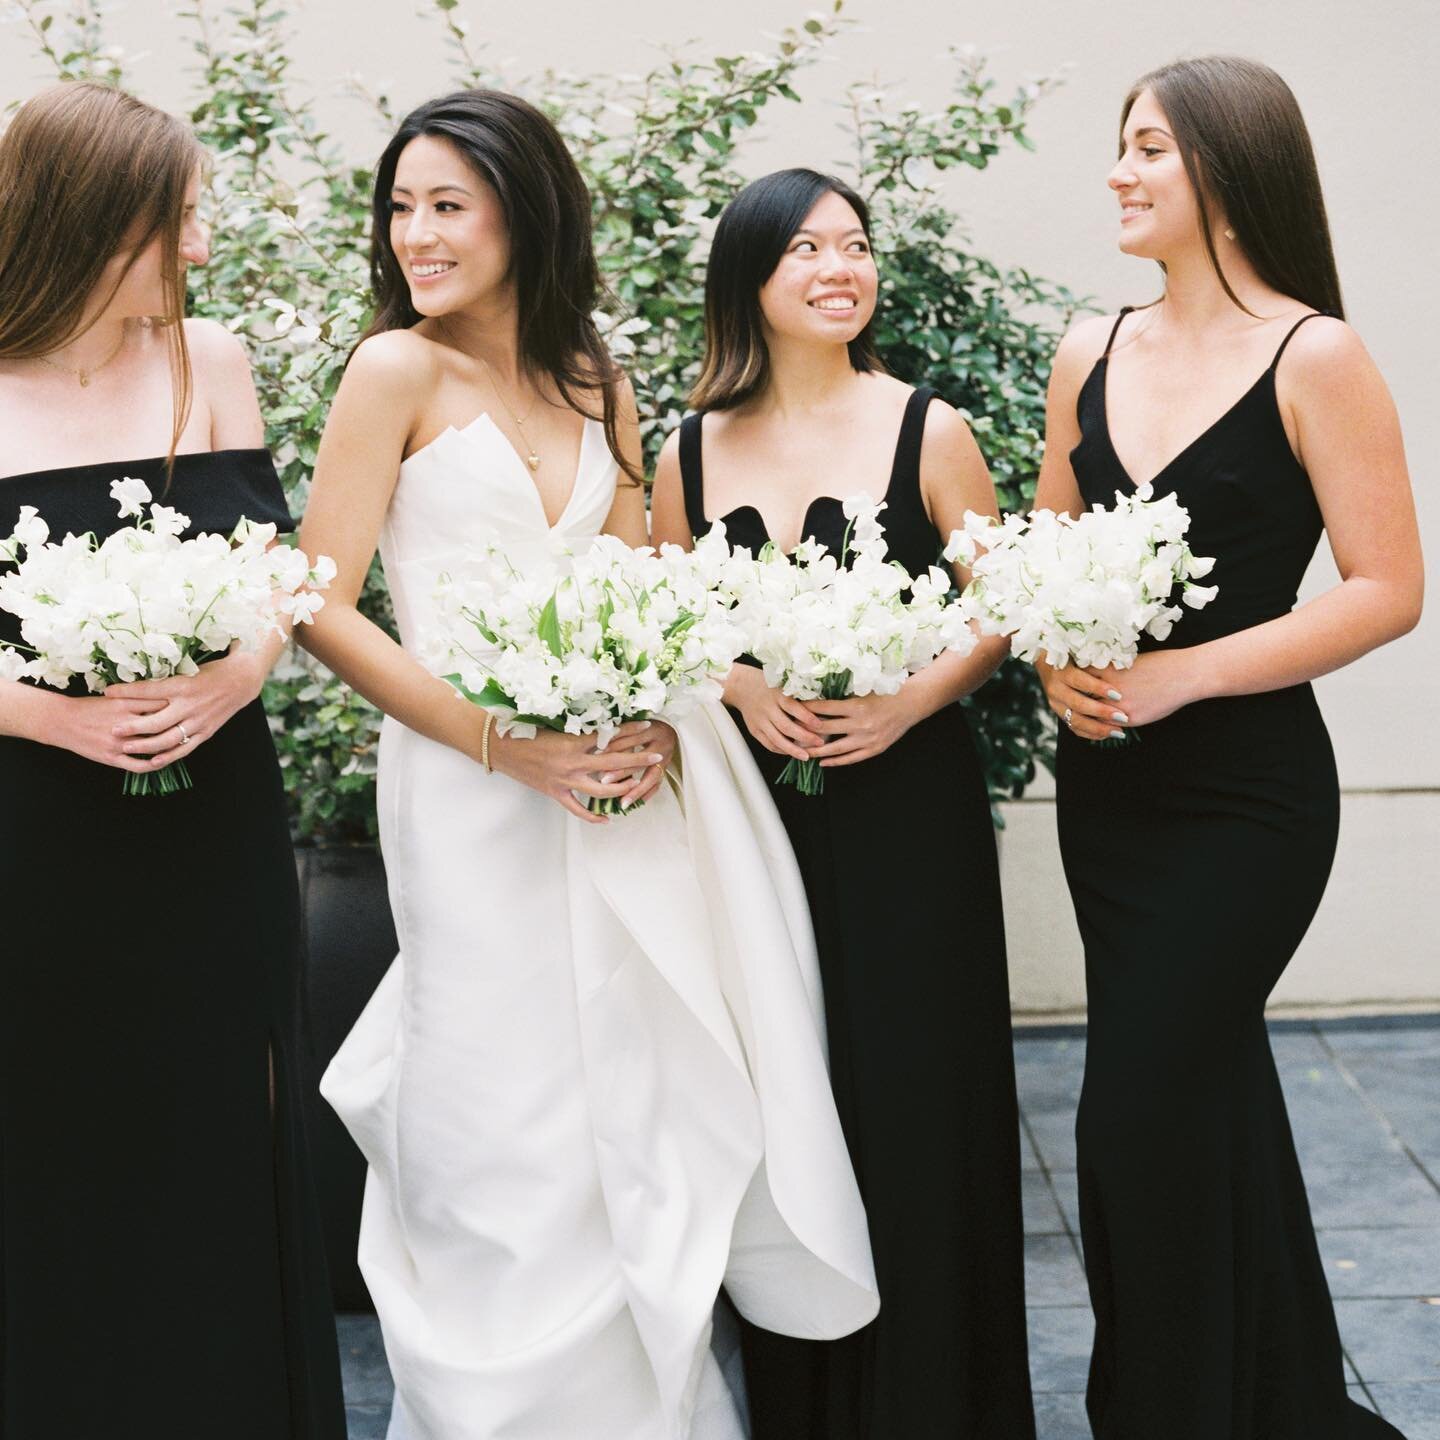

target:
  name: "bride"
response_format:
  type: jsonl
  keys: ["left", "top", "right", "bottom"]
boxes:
{"left": 298, "top": 88, "right": 878, "bottom": 1439}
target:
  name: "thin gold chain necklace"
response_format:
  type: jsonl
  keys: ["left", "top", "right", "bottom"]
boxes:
{"left": 478, "top": 356, "right": 543, "bottom": 471}
{"left": 33, "top": 326, "right": 128, "bottom": 388}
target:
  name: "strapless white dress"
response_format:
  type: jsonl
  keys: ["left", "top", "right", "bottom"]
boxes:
{"left": 320, "top": 413, "right": 878, "bottom": 1440}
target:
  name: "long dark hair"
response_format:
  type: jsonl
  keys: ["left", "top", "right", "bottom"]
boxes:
{"left": 1124, "top": 56, "right": 1345, "bottom": 319}
{"left": 0, "top": 82, "right": 204, "bottom": 464}
{"left": 361, "top": 89, "right": 639, "bottom": 481}
{"left": 690, "top": 168, "right": 885, "bottom": 412}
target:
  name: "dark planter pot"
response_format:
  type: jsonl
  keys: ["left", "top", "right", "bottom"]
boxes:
{"left": 296, "top": 843, "right": 397, "bottom": 1313}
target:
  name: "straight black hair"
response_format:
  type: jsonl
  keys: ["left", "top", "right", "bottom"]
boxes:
{"left": 690, "top": 168, "right": 885, "bottom": 412}
{"left": 359, "top": 89, "right": 639, "bottom": 481}
{"left": 1124, "top": 56, "right": 1345, "bottom": 320}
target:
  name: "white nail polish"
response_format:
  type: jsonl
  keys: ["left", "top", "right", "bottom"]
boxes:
{"left": 1111, "top": 710, "right": 1129, "bottom": 723}
{"left": 1107, "top": 689, "right": 1122, "bottom": 701}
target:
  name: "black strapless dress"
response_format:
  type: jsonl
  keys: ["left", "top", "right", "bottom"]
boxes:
{"left": 1058, "top": 312, "right": 1406, "bottom": 1438}
{"left": 0, "top": 452, "right": 346, "bottom": 1439}
{"left": 680, "top": 388, "right": 1036, "bottom": 1440}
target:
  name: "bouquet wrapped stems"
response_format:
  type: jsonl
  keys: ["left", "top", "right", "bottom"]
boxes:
{"left": 775, "top": 669, "right": 850, "bottom": 797}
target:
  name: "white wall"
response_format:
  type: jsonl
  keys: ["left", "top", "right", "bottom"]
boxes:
{"left": 4, "top": 0, "right": 1435, "bottom": 1010}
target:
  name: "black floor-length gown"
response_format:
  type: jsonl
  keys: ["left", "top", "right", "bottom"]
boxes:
{"left": 1058, "top": 311, "right": 1406, "bottom": 1438}
{"left": 0, "top": 452, "right": 346, "bottom": 1439}
{"left": 680, "top": 388, "right": 1036, "bottom": 1440}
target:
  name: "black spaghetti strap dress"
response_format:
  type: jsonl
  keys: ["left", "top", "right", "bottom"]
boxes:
{"left": 680, "top": 388, "right": 1035, "bottom": 1440}
{"left": 0, "top": 451, "right": 346, "bottom": 1439}
{"left": 1058, "top": 312, "right": 1406, "bottom": 1438}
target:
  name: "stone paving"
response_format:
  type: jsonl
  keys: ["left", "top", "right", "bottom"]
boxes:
{"left": 336, "top": 1016, "right": 1440, "bottom": 1439}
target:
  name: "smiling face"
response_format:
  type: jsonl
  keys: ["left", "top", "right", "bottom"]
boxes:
{"left": 757, "top": 189, "right": 878, "bottom": 347}
{"left": 389, "top": 133, "right": 513, "bottom": 316}
{"left": 1110, "top": 89, "right": 1218, "bottom": 262}
{"left": 98, "top": 165, "right": 209, "bottom": 321}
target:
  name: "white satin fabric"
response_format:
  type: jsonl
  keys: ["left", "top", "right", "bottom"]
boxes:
{"left": 320, "top": 414, "right": 878, "bottom": 1440}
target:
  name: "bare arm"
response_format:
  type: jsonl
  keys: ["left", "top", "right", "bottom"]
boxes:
{"left": 296, "top": 335, "right": 663, "bottom": 821}
{"left": 1097, "top": 320, "right": 1423, "bottom": 726}
{"left": 597, "top": 376, "right": 649, "bottom": 549}
{"left": 806, "top": 401, "right": 1012, "bottom": 767}
{"left": 1032, "top": 316, "right": 1144, "bottom": 741}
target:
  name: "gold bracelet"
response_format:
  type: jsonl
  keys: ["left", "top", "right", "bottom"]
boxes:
{"left": 481, "top": 710, "right": 495, "bottom": 773}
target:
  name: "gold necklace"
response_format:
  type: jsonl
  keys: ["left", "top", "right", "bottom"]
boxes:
{"left": 479, "top": 356, "right": 542, "bottom": 471}
{"left": 34, "top": 326, "right": 128, "bottom": 388}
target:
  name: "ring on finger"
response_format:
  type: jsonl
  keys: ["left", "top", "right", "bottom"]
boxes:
{"left": 178, "top": 722, "right": 191, "bottom": 745}
{"left": 1063, "top": 706, "right": 1074, "bottom": 730}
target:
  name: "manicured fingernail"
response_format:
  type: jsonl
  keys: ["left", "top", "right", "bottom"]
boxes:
{"left": 647, "top": 754, "right": 663, "bottom": 764}
{"left": 1107, "top": 689, "right": 1122, "bottom": 701}
{"left": 1111, "top": 711, "right": 1129, "bottom": 723}
{"left": 1109, "top": 729, "right": 1126, "bottom": 739}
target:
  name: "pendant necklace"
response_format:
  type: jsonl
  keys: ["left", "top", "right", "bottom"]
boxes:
{"left": 34, "top": 325, "right": 128, "bottom": 388}
{"left": 480, "top": 356, "right": 542, "bottom": 471}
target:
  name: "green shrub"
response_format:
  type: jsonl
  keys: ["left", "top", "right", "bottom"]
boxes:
{"left": 12, "top": 0, "right": 1080, "bottom": 839}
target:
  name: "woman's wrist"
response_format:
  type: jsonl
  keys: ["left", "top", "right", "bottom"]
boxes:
{"left": 0, "top": 680, "right": 62, "bottom": 743}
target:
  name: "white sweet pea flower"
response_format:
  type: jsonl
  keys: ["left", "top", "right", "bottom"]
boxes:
{"left": 109, "top": 476, "right": 152, "bottom": 518}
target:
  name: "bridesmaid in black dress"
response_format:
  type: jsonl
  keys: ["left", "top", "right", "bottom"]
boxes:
{"left": 652, "top": 168, "right": 1035, "bottom": 1440}
{"left": 0, "top": 84, "right": 345, "bottom": 1437}
{"left": 1035, "top": 58, "right": 1423, "bottom": 1438}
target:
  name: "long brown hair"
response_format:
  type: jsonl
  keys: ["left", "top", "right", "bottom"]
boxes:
{"left": 690, "top": 168, "right": 885, "bottom": 413}
{"left": 360, "top": 89, "right": 641, "bottom": 483}
{"left": 0, "top": 82, "right": 206, "bottom": 462}
{"left": 1123, "top": 56, "right": 1345, "bottom": 319}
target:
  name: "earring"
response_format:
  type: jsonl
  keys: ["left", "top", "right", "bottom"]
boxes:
{"left": 1224, "top": 226, "right": 1236, "bottom": 240}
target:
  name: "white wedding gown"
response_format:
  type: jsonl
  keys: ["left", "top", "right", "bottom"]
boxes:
{"left": 321, "top": 414, "right": 879, "bottom": 1440}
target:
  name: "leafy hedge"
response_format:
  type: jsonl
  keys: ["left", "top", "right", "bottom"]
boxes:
{"left": 12, "top": 0, "right": 1080, "bottom": 840}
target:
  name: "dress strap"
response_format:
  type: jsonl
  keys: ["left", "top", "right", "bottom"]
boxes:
{"left": 677, "top": 412, "right": 707, "bottom": 537}
{"left": 1270, "top": 311, "right": 1329, "bottom": 370}
{"left": 888, "top": 386, "right": 939, "bottom": 496}
{"left": 1102, "top": 306, "right": 1135, "bottom": 357}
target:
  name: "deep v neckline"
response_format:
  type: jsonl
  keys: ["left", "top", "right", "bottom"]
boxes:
{"left": 404, "top": 411, "right": 590, "bottom": 530}
{"left": 1098, "top": 354, "right": 1273, "bottom": 492}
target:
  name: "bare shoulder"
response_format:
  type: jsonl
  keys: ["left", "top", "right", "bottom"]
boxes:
{"left": 181, "top": 316, "right": 253, "bottom": 379}
{"left": 1055, "top": 311, "right": 1126, "bottom": 374}
{"left": 346, "top": 326, "right": 442, "bottom": 390}
{"left": 917, "top": 393, "right": 982, "bottom": 458}
{"left": 1278, "top": 315, "right": 1375, "bottom": 382}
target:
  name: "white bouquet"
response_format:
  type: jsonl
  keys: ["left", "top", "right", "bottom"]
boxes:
{"left": 0, "top": 477, "right": 335, "bottom": 794}
{"left": 721, "top": 495, "right": 977, "bottom": 796}
{"left": 944, "top": 483, "right": 1217, "bottom": 736}
{"left": 429, "top": 528, "right": 745, "bottom": 815}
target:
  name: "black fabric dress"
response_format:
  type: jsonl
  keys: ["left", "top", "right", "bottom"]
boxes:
{"left": 1058, "top": 312, "right": 1406, "bottom": 1438}
{"left": 0, "top": 451, "right": 346, "bottom": 1439}
{"left": 680, "top": 388, "right": 1035, "bottom": 1440}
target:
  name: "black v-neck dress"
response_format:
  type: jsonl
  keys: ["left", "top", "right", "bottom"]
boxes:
{"left": 1058, "top": 311, "right": 1406, "bottom": 1438}
{"left": 680, "top": 388, "right": 1036, "bottom": 1440}
{"left": 0, "top": 452, "right": 346, "bottom": 1439}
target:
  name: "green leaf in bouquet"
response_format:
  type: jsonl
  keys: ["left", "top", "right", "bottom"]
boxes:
{"left": 536, "top": 594, "right": 564, "bottom": 658}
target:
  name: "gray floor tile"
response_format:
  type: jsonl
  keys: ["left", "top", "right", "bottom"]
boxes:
{"left": 1327, "top": 1029, "right": 1440, "bottom": 1059}
{"left": 1348, "top": 1383, "right": 1378, "bottom": 1413}
{"left": 1020, "top": 1117, "right": 1044, "bottom": 1172}
{"left": 1051, "top": 1169, "right": 1081, "bottom": 1234}
{"left": 346, "top": 1405, "right": 391, "bottom": 1440}
{"left": 1032, "top": 1388, "right": 1092, "bottom": 1437}
{"left": 1304, "top": 1160, "right": 1440, "bottom": 1230}
{"left": 1023, "top": 1106, "right": 1078, "bottom": 1174}
{"left": 1026, "top": 1305, "right": 1094, "bottom": 1393}
{"left": 1365, "top": 1381, "right": 1440, "bottom": 1437}
{"left": 337, "top": 1314, "right": 393, "bottom": 1407}
{"left": 1336, "top": 1298, "right": 1440, "bottom": 1383}
{"left": 1317, "top": 1227, "right": 1440, "bottom": 1298}
{"left": 1023, "top": 1170, "right": 1069, "bottom": 1235}
{"left": 1026, "top": 1234, "right": 1091, "bottom": 1308}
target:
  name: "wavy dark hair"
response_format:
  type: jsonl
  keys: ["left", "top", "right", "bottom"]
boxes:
{"left": 690, "top": 168, "right": 885, "bottom": 412}
{"left": 0, "top": 82, "right": 205, "bottom": 468}
{"left": 1125, "top": 56, "right": 1344, "bottom": 319}
{"left": 360, "top": 89, "right": 639, "bottom": 481}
